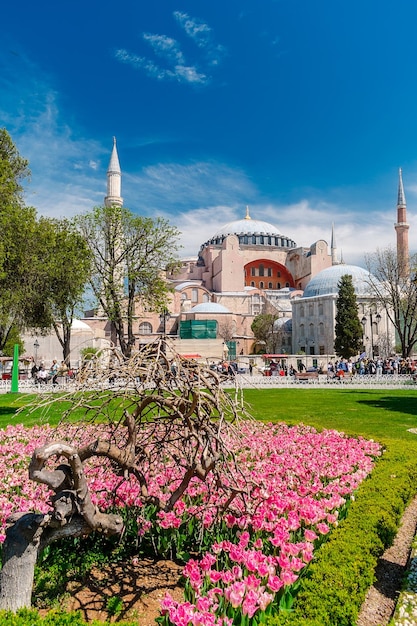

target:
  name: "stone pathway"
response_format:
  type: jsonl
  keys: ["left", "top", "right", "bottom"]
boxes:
{"left": 392, "top": 536, "right": 417, "bottom": 625}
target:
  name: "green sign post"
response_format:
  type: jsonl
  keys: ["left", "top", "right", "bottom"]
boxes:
{"left": 10, "top": 344, "right": 19, "bottom": 394}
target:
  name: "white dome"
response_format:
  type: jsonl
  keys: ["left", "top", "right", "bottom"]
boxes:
{"left": 71, "top": 319, "right": 93, "bottom": 331}
{"left": 303, "top": 264, "right": 377, "bottom": 298}
{"left": 273, "top": 317, "right": 293, "bottom": 331}
{"left": 190, "top": 302, "right": 230, "bottom": 313}
{"left": 213, "top": 218, "right": 281, "bottom": 238}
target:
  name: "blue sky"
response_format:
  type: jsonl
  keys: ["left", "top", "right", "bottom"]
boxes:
{"left": 2, "top": 0, "right": 417, "bottom": 265}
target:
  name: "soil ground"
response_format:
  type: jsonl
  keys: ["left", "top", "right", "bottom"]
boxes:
{"left": 58, "top": 558, "right": 184, "bottom": 625}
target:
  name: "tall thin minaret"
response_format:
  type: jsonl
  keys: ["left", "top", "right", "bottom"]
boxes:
{"left": 395, "top": 167, "right": 409, "bottom": 277}
{"left": 104, "top": 137, "right": 123, "bottom": 207}
{"left": 331, "top": 222, "right": 338, "bottom": 265}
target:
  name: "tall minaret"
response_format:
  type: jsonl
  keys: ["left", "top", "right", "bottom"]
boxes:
{"left": 104, "top": 137, "right": 123, "bottom": 207}
{"left": 395, "top": 167, "right": 409, "bottom": 277}
{"left": 331, "top": 222, "right": 338, "bottom": 265}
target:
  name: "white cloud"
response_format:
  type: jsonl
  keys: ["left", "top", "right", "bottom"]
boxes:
{"left": 114, "top": 11, "right": 224, "bottom": 85}
{"left": 143, "top": 33, "right": 185, "bottom": 65}
{"left": 115, "top": 47, "right": 207, "bottom": 85}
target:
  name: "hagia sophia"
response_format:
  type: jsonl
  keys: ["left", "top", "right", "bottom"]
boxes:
{"left": 82, "top": 138, "right": 405, "bottom": 366}
{"left": 27, "top": 139, "right": 405, "bottom": 367}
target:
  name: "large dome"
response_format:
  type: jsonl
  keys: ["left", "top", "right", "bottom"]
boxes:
{"left": 201, "top": 207, "right": 297, "bottom": 250}
{"left": 303, "top": 264, "right": 376, "bottom": 298}
{"left": 213, "top": 217, "right": 281, "bottom": 238}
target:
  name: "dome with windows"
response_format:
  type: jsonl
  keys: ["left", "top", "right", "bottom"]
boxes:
{"left": 213, "top": 216, "right": 282, "bottom": 238}
{"left": 303, "top": 264, "right": 377, "bottom": 298}
{"left": 190, "top": 302, "right": 230, "bottom": 313}
{"left": 200, "top": 207, "right": 297, "bottom": 250}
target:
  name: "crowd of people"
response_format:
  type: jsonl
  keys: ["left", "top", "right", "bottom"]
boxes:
{"left": 327, "top": 356, "right": 417, "bottom": 379}
{"left": 31, "top": 360, "right": 74, "bottom": 385}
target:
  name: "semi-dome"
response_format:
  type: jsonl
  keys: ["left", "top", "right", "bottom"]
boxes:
{"left": 190, "top": 302, "right": 230, "bottom": 313}
{"left": 303, "top": 264, "right": 376, "bottom": 298}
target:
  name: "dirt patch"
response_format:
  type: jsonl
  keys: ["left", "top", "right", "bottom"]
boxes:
{"left": 59, "top": 558, "right": 183, "bottom": 624}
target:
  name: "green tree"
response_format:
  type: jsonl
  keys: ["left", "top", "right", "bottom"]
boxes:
{"left": 251, "top": 314, "right": 279, "bottom": 353}
{"left": 334, "top": 274, "right": 364, "bottom": 359}
{"left": 77, "top": 205, "right": 181, "bottom": 358}
{"left": 0, "top": 130, "right": 40, "bottom": 352}
{"left": 27, "top": 218, "right": 92, "bottom": 365}
{"left": 366, "top": 247, "right": 417, "bottom": 358}
{"left": 0, "top": 128, "right": 30, "bottom": 208}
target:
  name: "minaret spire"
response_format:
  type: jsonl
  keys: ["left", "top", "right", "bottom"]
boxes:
{"left": 395, "top": 167, "right": 409, "bottom": 277}
{"left": 105, "top": 137, "right": 123, "bottom": 207}
{"left": 331, "top": 222, "right": 338, "bottom": 265}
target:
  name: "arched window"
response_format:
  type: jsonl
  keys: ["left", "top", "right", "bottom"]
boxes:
{"left": 192, "top": 288, "right": 198, "bottom": 303}
{"left": 259, "top": 264, "right": 265, "bottom": 276}
{"left": 318, "top": 303, "right": 324, "bottom": 315}
{"left": 202, "top": 293, "right": 210, "bottom": 303}
{"left": 139, "top": 322, "right": 152, "bottom": 335}
{"left": 300, "top": 306, "right": 305, "bottom": 317}
{"left": 277, "top": 282, "right": 281, "bottom": 289}
{"left": 268, "top": 282, "right": 273, "bottom": 289}
{"left": 259, "top": 281, "right": 264, "bottom": 289}
{"left": 319, "top": 322, "right": 324, "bottom": 336}
{"left": 300, "top": 324, "right": 305, "bottom": 337}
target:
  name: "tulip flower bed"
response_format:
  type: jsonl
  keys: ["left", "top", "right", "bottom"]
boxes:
{"left": 0, "top": 421, "right": 381, "bottom": 625}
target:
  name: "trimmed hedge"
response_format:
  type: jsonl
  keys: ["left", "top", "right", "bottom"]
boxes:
{"left": 266, "top": 441, "right": 417, "bottom": 625}
{"left": 0, "top": 608, "right": 137, "bottom": 625}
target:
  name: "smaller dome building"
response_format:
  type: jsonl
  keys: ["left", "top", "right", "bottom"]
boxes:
{"left": 291, "top": 264, "right": 392, "bottom": 359}
{"left": 303, "top": 264, "right": 376, "bottom": 298}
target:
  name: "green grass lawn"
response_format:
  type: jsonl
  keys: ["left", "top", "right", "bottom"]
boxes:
{"left": 0, "top": 393, "right": 91, "bottom": 429}
{"left": 242, "top": 387, "right": 417, "bottom": 445}
{"left": 2, "top": 387, "right": 417, "bottom": 444}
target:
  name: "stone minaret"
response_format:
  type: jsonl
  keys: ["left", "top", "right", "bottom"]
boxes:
{"left": 105, "top": 137, "right": 123, "bottom": 207}
{"left": 395, "top": 167, "right": 409, "bottom": 277}
{"left": 331, "top": 222, "right": 338, "bottom": 265}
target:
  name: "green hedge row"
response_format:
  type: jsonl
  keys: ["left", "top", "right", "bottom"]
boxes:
{"left": 0, "top": 608, "right": 137, "bottom": 626}
{"left": 266, "top": 442, "right": 417, "bottom": 626}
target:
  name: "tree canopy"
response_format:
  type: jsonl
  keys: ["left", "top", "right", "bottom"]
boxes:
{"left": 0, "top": 130, "right": 92, "bottom": 360}
{"left": 334, "top": 274, "right": 363, "bottom": 359}
{"left": 77, "top": 205, "right": 181, "bottom": 358}
{"left": 251, "top": 313, "right": 281, "bottom": 354}
{"left": 27, "top": 218, "right": 93, "bottom": 364}
{"left": 0, "top": 130, "right": 36, "bottom": 351}
{"left": 366, "top": 247, "right": 417, "bottom": 358}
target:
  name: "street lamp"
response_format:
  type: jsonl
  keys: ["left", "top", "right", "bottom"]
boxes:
{"left": 159, "top": 309, "right": 170, "bottom": 353}
{"left": 361, "top": 311, "right": 381, "bottom": 360}
{"left": 33, "top": 339, "right": 39, "bottom": 364}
